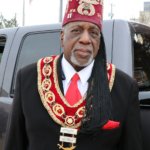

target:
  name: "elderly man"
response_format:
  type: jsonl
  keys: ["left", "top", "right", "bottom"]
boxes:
{"left": 4, "top": 0, "right": 142, "bottom": 150}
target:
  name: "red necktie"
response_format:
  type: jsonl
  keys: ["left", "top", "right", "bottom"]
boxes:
{"left": 65, "top": 73, "right": 82, "bottom": 106}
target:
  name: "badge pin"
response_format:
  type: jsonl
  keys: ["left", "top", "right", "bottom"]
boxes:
{"left": 57, "top": 127, "right": 78, "bottom": 150}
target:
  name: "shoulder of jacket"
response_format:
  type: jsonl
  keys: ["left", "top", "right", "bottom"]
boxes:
{"left": 115, "top": 68, "right": 138, "bottom": 87}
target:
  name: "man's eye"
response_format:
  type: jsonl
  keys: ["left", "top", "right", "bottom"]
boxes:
{"left": 71, "top": 29, "right": 80, "bottom": 33}
{"left": 91, "top": 31, "right": 98, "bottom": 35}
{"left": 90, "top": 31, "right": 100, "bottom": 38}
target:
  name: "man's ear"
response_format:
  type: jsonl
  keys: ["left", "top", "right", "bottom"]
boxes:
{"left": 60, "top": 30, "right": 64, "bottom": 47}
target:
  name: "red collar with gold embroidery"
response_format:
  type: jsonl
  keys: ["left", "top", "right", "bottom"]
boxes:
{"left": 37, "top": 55, "right": 115, "bottom": 128}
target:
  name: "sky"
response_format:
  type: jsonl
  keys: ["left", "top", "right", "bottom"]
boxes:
{"left": 0, "top": 0, "right": 148, "bottom": 26}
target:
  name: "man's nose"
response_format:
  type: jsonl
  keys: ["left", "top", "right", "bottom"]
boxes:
{"left": 79, "top": 31, "right": 91, "bottom": 44}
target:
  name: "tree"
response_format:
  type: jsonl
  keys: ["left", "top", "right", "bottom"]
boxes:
{"left": 0, "top": 13, "right": 18, "bottom": 29}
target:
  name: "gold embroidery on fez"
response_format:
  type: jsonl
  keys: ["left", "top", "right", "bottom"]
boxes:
{"left": 67, "top": 9, "right": 76, "bottom": 19}
{"left": 77, "top": 0, "right": 100, "bottom": 16}
{"left": 79, "top": 0, "right": 100, "bottom": 5}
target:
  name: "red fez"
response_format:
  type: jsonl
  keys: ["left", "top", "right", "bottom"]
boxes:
{"left": 62, "top": 0, "right": 103, "bottom": 30}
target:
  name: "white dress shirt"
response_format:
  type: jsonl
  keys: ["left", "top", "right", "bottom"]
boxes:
{"left": 61, "top": 55, "right": 94, "bottom": 96}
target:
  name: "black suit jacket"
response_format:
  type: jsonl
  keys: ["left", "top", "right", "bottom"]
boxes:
{"left": 4, "top": 57, "right": 142, "bottom": 150}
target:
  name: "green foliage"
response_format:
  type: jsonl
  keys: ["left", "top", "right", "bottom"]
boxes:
{"left": 0, "top": 14, "right": 18, "bottom": 29}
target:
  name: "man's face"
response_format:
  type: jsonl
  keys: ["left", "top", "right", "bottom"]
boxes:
{"left": 61, "top": 21, "right": 101, "bottom": 70}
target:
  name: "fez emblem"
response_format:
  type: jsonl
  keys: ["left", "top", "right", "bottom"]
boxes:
{"left": 77, "top": 0, "right": 101, "bottom": 16}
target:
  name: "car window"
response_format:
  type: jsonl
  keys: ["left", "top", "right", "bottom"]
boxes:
{"left": 130, "top": 22, "right": 150, "bottom": 91}
{"left": 0, "top": 36, "right": 6, "bottom": 63}
{"left": 11, "top": 30, "right": 61, "bottom": 94}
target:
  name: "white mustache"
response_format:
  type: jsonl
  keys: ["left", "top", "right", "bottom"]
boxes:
{"left": 74, "top": 47, "right": 92, "bottom": 53}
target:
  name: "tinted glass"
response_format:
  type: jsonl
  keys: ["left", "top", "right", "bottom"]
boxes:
{"left": 16, "top": 31, "right": 61, "bottom": 70}
{"left": 12, "top": 31, "right": 61, "bottom": 93}
{"left": 131, "top": 22, "right": 150, "bottom": 91}
{"left": 0, "top": 36, "right": 6, "bottom": 63}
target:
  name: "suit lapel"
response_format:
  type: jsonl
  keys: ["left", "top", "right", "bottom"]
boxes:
{"left": 56, "top": 54, "right": 65, "bottom": 95}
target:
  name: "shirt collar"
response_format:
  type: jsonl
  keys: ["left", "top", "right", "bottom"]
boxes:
{"left": 61, "top": 55, "right": 94, "bottom": 85}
